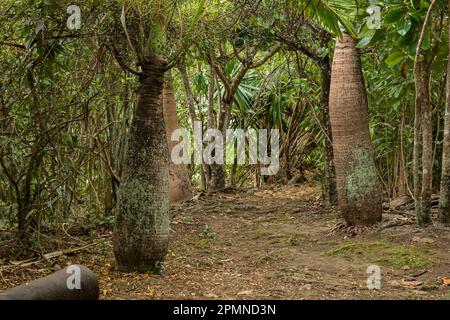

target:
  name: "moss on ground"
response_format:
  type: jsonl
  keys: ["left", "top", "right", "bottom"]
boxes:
{"left": 325, "top": 240, "right": 435, "bottom": 268}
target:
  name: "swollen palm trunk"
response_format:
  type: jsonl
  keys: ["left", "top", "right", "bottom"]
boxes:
{"left": 113, "top": 60, "right": 170, "bottom": 272}
{"left": 329, "top": 33, "right": 382, "bottom": 225}
{"left": 162, "top": 81, "right": 193, "bottom": 202}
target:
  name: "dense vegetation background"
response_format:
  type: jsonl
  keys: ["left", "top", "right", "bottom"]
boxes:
{"left": 1, "top": 0, "right": 450, "bottom": 299}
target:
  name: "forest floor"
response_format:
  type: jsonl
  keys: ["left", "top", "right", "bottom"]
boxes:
{"left": 1, "top": 184, "right": 450, "bottom": 300}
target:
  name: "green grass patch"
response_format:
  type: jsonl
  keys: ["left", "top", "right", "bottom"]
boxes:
{"left": 325, "top": 241, "right": 435, "bottom": 268}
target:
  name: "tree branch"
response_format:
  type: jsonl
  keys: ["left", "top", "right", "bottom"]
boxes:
{"left": 251, "top": 43, "right": 281, "bottom": 68}
{"left": 107, "top": 41, "right": 140, "bottom": 76}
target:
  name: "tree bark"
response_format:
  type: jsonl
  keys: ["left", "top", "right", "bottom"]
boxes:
{"left": 203, "top": 66, "right": 217, "bottom": 188}
{"left": 438, "top": 0, "right": 450, "bottom": 224}
{"left": 209, "top": 163, "right": 226, "bottom": 190}
{"left": 320, "top": 56, "right": 338, "bottom": 207}
{"left": 178, "top": 61, "right": 197, "bottom": 123}
{"left": 113, "top": 59, "right": 170, "bottom": 272}
{"left": 208, "top": 100, "right": 231, "bottom": 190}
{"left": 418, "top": 60, "right": 433, "bottom": 225}
{"left": 413, "top": 0, "right": 436, "bottom": 226}
{"left": 178, "top": 61, "right": 209, "bottom": 190}
{"left": 328, "top": 33, "right": 382, "bottom": 225}
{"left": 163, "top": 77, "right": 193, "bottom": 203}
{"left": 413, "top": 69, "right": 423, "bottom": 223}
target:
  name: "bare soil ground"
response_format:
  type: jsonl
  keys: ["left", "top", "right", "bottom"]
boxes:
{"left": 1, "top": 184, "right": 450, "bottom": 299}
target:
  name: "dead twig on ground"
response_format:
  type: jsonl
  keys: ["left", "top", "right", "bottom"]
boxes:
{"left": 0, "top": 239, "right": 108, "bottom": 271}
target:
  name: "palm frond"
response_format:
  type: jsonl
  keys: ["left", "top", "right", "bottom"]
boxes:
{"left": 298, "top": 0, "right": 358, "bottom": 37}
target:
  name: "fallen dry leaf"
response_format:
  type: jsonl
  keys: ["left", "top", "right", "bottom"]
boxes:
{"left": 442, "top": 277, "right": 450, "bottom": 285}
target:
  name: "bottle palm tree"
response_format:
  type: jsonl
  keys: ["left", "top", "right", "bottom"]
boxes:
{"left": 300, "top": 0, "right": 383, "bottom": 225}
{"left": 111, "top": 0, "right": 206, "bottom": 272}
{"left": 329, "top": 32, "right": 382, "bottom": 225}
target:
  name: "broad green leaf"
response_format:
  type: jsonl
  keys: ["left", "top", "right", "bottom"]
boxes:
{"left": 397, "top": 19, "right": 411, "bottom": 36}
{"left": 385, "top": 51, "right": 404, "bottom": 65}
{"left": 120, "top": 4, "right": 135, "bottom": 55}
{"left": 384, "top": 8, "right": 404, "bottom": 24}
{"left": 421, "top": 30, "right": 431, "bottom": 51}
{"left": 356, "top": 29, "right": 376, "bottom": 48}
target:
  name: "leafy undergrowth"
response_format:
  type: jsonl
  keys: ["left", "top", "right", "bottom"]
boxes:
{"left": 1, "top": 184, "right": 450, "bottom": 300}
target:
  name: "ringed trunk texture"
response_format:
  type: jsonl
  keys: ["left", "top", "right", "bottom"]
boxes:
{"left": 162, "top": 80, "right": 193, "bottom": 203}
{"left": 113, "top": 60, "right": 170, "bottom": 272}
{"left": 439, "top": 0, "right": 450, "bottom": 224}
{"left": 328, "top": 33, "right": 382, "bottom": 225}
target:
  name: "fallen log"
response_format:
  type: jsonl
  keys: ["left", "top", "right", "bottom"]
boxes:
{"left": 0, "top": 265, "right": 99, "bottom": 300}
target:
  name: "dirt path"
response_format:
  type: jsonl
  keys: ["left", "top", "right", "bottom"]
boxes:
{"left": 2, "top": 184, "right": 450, "bottom": 299}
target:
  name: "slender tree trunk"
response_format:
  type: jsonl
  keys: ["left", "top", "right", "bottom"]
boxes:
{"left": 439, "top": 0, "right": 450, "bottom": 224}
{"left": 113, "top": 59, "right": 170, "bottom": 272}
{"left": 209, "top": 100, "right": 231, "bottom": 190}
{"left": 413, "top": 69, "right": 423, "bottom": 222}
{"left": 207, "top": 67, "right": 217, "bottom": 130}
{"left": 283, "top": 110, "right": 293, "bottom": 181}
{"left": 203, "top": 66, "right": 217, "bottom": 189}
{"left": 230, "top": 151, "right": 238, "bottom": 187}
{"left": 104, "top": 77, "right": 126, "bottom": 215}
{"left": 163, "top": 77, "right": 193, "bottom": 203}
{"left": 398, "top": 101, "right": 408, "bottom": 196}
{"left": 178, "top": 61, "right": 197, "bottom": 123}
{"left": 413, "top": 0, "right": 436, "bottom": 226}
{"left": 209, "top": 164, "right": 226, "bottom": 190}
{"left": 419, "top": 60, "right": 433, "bottom": 225}
{"left": 320, "top": 56, "right": 338, "bottom": 207}
{"left": 178, "top": 61, "right": 209, "bottom": 190}
{"left": 254, "top": 164, "right": 261, "bottom": 188}
{"left": 328, "top": 33, "right": 382, "bottom": 225}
